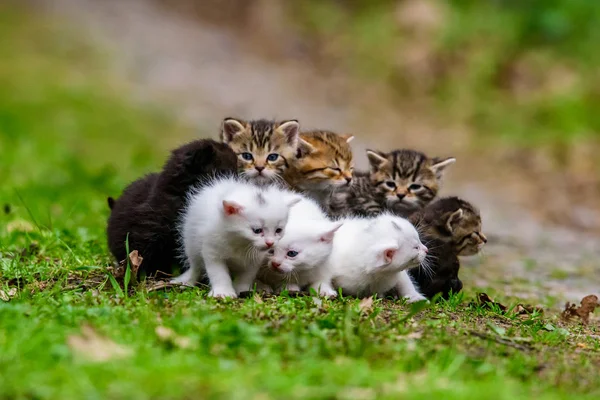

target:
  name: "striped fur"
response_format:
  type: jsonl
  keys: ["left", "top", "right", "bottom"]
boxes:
{"left": 327, "top": 149, "right": 455, "bottom": 218}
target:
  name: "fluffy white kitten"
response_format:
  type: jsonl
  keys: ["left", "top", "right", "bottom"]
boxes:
{"left": 310, "top": 213, "right": 428, "bottom": 303}
{"left": 257, "top": 195, "right": 342, "bottom": 292}
{"left": 172, "top": 177, "right": 300, "bottom": 298}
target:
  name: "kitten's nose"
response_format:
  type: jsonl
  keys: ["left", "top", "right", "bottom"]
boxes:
{"left": 255, "top": 166, "right": 265, "bottom": 173}
{"left": 480, "top": 233, "right": 488, "bottom": 243}
{"left": 271, "top": 261, "right": 281, "bottom": 269}
{"left": 421, "top": 245, "right": 428, "bottom": 253}
{"left": 344, "top": 177, "right": 352, "bottom": 185}
{"left": 265, "top": 240, "right": 274, "bottom": 248}
{"left": 397, "top": 193, "right": 406, "bottom": 200}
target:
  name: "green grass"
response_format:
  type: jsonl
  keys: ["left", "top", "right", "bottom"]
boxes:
{"left": 1, "top": 5, "right": 599, "bottom": 400}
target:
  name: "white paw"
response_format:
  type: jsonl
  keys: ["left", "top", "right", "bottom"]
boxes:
{"left": 169, "top": 277, "right": 195, "bottom": 287}
{"left": 209, "top": 287, "right": 238, "bottom": 299}
{"left": 403, "top": 292, "right": 428, "bottom": 303}
{"left": 284, "top": 283, "right": 301, "bottom": 292}
{"left": 320, "top": 288, "right": 338, "bottom": 298}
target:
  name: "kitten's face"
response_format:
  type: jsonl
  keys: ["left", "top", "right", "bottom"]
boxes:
{"left": 367, "top": 216, "right": 427, "bottom": 273}
{"left": 448, "top": 209, "right": 486, "bottom": 256}
{"left": 221, "top": 118, "right": 300, "bottom": 184}
{"left": 268, "top": 222, "right": 342, "bottom": 274}
{"left": 366, "top": 150, "right": 455, "bottom": 209}
{"left": 289, "top": 131, "right": 354, "bottom": 191}
{"left": 222, "top": 193, "right": 301, "bottom": 251}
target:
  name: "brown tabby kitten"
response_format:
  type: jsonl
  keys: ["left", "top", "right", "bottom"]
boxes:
{"left": 328, "top": 149, "right": 455, "bottom": 218}
{"left": 220, "top": 117, "right": 300, "bottom": 185}
{"left": 284, "top": 130, "right": 354, "bottom": 203}
{"left": 407, "top": 197, "right": 487, "bottom": 299}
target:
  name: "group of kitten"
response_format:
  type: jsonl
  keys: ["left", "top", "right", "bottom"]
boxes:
{"left": 106, "top": 118, "right": 487, "bottom": 302}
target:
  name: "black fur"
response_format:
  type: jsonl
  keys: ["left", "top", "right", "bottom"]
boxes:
{"left": 106, "top": 139, "right": 238, "bottom": 276}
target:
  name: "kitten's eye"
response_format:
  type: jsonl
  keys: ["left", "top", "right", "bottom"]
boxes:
{"left": 286, "top": 250, "right": 298, "bottom": 258}
{"left": 267, "top": 153, "right": 279, "bottom": 162}
{"left": 275, "top": 228, "right": 283, "bottom": 234}
{"left": 241, "top": 152, "right": 253, "bottom": 161}
{"left": 252, "top": 228, "right": 263, "bottom": 234}
{"left": 408, "top": 183, "right": 423, "bottom": 191}
{"left": 385, "top": 181, "right": 396, "bottom": 188}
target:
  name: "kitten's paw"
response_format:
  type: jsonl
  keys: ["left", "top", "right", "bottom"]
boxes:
{"left": 209, "top": 288, "right": 238, "bottom": 299}
{"left": 403, "top": 293, "right": 428, "bottom": 304}
{"left": 319, "top": 288, "right": 338, "bottom": 298}
{"left": 169, "top": 277, "right": 196, "bottom": 287}
{"left": 284, "top": 283, "right": 301, "bottom": 292}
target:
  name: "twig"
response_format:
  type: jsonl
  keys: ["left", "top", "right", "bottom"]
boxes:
{"left": 468, "top": 330, "right": 533, "bottom": 352}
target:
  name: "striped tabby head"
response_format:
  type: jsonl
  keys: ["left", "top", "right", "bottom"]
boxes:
{"left": 410, "top": 197, "right": 487, "bottom": 256}
{"left": 366, "top": 149, "right": 455, "bottom": 210}
{"left": 287, "top": 130, "right": 354, "bottom": 191}
{"left": 221, "top": 118, "right": 300, "bottom": 184}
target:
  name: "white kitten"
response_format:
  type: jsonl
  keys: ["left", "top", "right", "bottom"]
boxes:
{"left": 257, "top": 195, "right": 342, "bottom": 292}
{"left": 172, "top": 177, "right": 300, "bottom": 298}
{"left": 310, "top": 213, "right": 428, "bottom": 303}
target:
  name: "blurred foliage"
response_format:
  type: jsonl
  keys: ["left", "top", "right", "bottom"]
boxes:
{"left": 287, "top": 0, "right": 600, "bottom": 150}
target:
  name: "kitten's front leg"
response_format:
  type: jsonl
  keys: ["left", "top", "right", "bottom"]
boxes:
{"left": 309, "top": 277, "right": 337, "bottom": 298}
{"left": 232, "top": 263, "right": 261, "bottom": 295}
{"left": 396, "top": 270, "right": 428, "bottom": 303}
{"left": 204, "top": 255, "right": 237, "bottom": 298}
{"left": 170, "top": 257, "right": 203, "bottom": 287}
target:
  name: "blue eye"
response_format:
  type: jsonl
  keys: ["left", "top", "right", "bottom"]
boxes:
{"left": 252, "top": 228, "right": 263, "bottom": 234}
{"left": 267, "top": 153, "right": 279, "bottom": 162}
{"left": 286, "top": 250, "right": 298, "bottom": 258}
{"left": 241, "top": 152, "right": 253, "bottom": 161}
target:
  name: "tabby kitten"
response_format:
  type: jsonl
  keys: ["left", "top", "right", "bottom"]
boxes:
{"left": 220, "top": 117, "right": 300, "bottom": 185}
{"left": 407, "top": 197, "right": 487, "bottom": 299}
{"left": 328, "top": 149, "right": 455, "bottom": 218}
{"left": 284, "top": 130, "right": 354, "bottom": 204}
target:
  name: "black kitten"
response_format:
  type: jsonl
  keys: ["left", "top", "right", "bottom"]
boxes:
{"left": 407, "top": 197, "right": 487, "bottom": 299}
{"left": 106, "top": 139, "right": 238, "bottom": 276}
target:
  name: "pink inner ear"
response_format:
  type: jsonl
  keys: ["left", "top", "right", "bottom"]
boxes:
{"left": 384, "top": 248, "right": 396, "bottom": 264}
{"left": 222, "top": 200, "right": 243, "bottom": 216}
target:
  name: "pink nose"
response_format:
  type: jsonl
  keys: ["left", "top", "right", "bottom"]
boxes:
{"left": 422, "top": 245, "right": 428, "bottom": 254}
{"left": 271, "top": 261, "right": 281, "bottom": 269}
{"left": 265, "top": 240, "right": 274, "bottom": 248}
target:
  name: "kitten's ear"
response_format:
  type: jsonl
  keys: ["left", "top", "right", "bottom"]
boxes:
{"left": 221, "top": 118, "right": 247, "bottom": 143}
{"left": 341, "top": 134, "right": 354, "bottom": 143}
{"left": 222, "top": 200, "right": 244, "bottom": 216}
{"left": 430, "top": 157, "right": 456, "bottom": 179}
{"left": 187, "top": 143, "right": 216, "bottom": 167}
{"left": 391, "top": 220, "right": 402, "bottom": 232}
{"left": 286, "top": 195, "right": 302, "bottom": 208}
{"left": 366, "top": 150, "right": 388, "bottom": 169}
{"left": 319, "top": 222, "right": 344, "bottom": 243}
{"left": 382, "top": 246, "right": 399, "bottom": 264}
{"left": 444, "top": 209, "right": 463, "bottom": 233}
{"left": 277, "top": 120, "right": 300, "bottom": 147}
{"left": 297, "top": 138, "right": 316, "bottom": 158}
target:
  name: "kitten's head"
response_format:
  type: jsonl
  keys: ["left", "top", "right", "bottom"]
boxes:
{"left": 368, "top": 215, "right": 428, "bottom": 273}
{"left": 221, "top": 118, "right": 300, "bottom": 184}
{"left": 288, "top": 130, "right": 354, "bottom": 191}
{"left": 221, "top": 186, "right": 301, "bottom": 251}
{"left": 268, "top": 221, "right": 343, "bottom": 274}
{"left": 366, "top": 149, "right": 455, "bottom": 211}
{"left": 410, "top": 197, "right": 487, "bottom": 256}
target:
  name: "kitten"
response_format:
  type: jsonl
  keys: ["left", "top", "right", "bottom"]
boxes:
{"left": 310, "top": 214, "right": 428, "bottom": 302}
{"left": 220, "top": 117, "right": 300, "bottom": 185}
{"left": 328, "top": 149, "right": 455, "bottom": 218}
{"left": 408, "top": 197, "right": 487, "bottom": 299}
{"left": 173, "top": 177, "right": 301, "bottom": 298}
{"left": 284, "top": 130, "right": 354, "bottom": 204}
{"left": 106, "top": 140, "right": 237, "bottom": 276}
{"left": 257, "top": 195, "right": 343, "bottom": 292}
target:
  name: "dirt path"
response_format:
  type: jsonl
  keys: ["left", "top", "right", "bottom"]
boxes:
{"left": 39, "top": 0, "right": 600, "bottom": 301}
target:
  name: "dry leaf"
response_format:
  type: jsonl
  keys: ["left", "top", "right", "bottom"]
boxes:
{"left": 476, "top": 293, "right": 507, "bottom": 313}
{"left": 359, "top": 297, "right": 374, "bottom": 314}
{"left": 0, "top": 288, "right": 17, "bottom": 302}
{"left": 68, "top": 324, "right": 132, "bottom": 362}
{"left": 253, "top": 293, "right": 264, "bottom": 304}
{"left": 562, "top": 295, "right": 599, "bottom": 324}
{"left": 155, "top": 326, "right": 192, "bottom": 349}
{"left": 110, "top": 250, "right": 143, "bottom": 284}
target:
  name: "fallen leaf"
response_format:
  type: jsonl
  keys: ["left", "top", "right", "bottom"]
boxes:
{"left": 68, "top": 324, "right": 132, "bottom": 362}
{"left": 155, "top": 326, "right": 193, "bottom": 349}
{"left": 358, "top": 297, "right": 374, "bottom": 314}
{"left": 562, "top": 294, "right": 599, "bottom": 324}
{"left": 476, "top": 293, "right": 507, "bottom": 313}
{"left": 253, "top": 293, "right": 264, "bottom": 304}
{"left": 514, "top": 304, "right": 543, "bottom": 316}
{"left": 0, "top": 288, "right": 17, "bottom": 302}
{"left": 127, "top": 250, "right": 143, "bottom": 279}
{"left": 576, "top": 343, "right": 587, "bottom": 349}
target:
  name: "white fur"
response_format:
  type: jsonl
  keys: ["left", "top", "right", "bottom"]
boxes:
{"left": 310, "top": 213, "right": 428, "bottom": 302}
{"left": 258, "top": 195, "right": 342, "bottom": 292}
{"left": 172, "top": 177, "right": 300, "bottom": 298}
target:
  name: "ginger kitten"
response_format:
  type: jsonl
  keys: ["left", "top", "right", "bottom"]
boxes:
{"left": 328, "top": 149, "right": 455, "bottom": 218}
{"left": 284, "top": 130, "right": 354, "bottom": 204}
{"left": 408, "top": 197, "right": 487, "bottom": 299}
{"left": 220, "top": 117, "right": 300, "bottom": 185}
